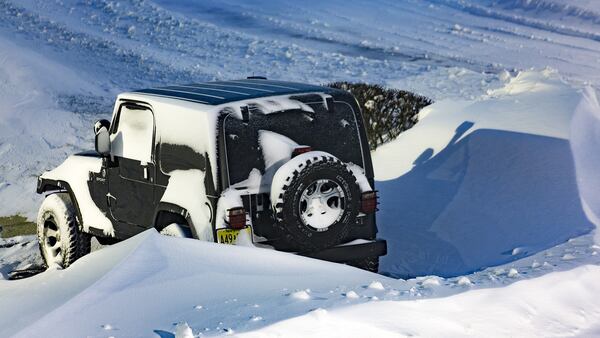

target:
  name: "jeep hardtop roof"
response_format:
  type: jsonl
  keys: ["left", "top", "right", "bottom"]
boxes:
{"left": 132, "top": 79, "right": 334, "bottom": 105}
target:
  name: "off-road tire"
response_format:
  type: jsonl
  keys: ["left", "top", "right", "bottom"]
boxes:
{"left": 273, "top": 155, "right": 360, "bottom": 252}
{"left": 347, "top": 256, "right": 379, "bottom": 273}
{"left": 37, "top": 193, "right": 91, "bottom": 268}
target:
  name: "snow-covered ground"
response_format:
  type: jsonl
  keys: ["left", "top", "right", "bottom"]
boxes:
{"left": 1, "top": 229, "right": 599, "bottom": 337}
{"left": 1, "top": 0, "right": 600, "bottom": 336}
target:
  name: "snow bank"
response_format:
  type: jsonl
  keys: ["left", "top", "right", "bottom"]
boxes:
{"left": 0, "top": 230, "right": 383, "bottom": 337}
{"left": 373, "top": 70, "right": 594, "bottom": 277}
{"left": 570, "top": 87, "right": 600, "bottom": 244}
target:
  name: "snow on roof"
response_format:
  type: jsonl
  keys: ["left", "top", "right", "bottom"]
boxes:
{"left": 131, "top": 79, "right": 332, "bottom": 105}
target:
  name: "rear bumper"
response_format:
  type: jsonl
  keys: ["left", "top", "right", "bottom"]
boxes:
{"left": 301, "top": 239, "right": 387, "bottom": 263}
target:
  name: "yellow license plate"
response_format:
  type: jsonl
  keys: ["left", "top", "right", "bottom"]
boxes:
{"left": 217, "top": 226, "right": 252, "bottom": 245}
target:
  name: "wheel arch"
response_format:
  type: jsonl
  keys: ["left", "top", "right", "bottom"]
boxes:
{"left": 37, "top": 178, "right": 84, "bottom": 230}
{"left": 152, "top": 202, "right": 197, "bottom": 238}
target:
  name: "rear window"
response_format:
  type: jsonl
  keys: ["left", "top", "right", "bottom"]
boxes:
{"left": 222, "top": 96, "right": 364, "bottom": 186}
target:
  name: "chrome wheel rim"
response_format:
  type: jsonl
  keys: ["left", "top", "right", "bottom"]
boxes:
{"left": 42, "top": 216, "right": 63, "bottom": 267}
{"left": 299, "top": 179, "right": 345, "bottom": 230}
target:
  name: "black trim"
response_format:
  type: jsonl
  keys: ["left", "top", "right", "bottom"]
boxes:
{"left": 152, "top": 202, "right": 199, "bottom": 239}
{"left": 36, "top": 178, "right": 85, "bottom": 231}
{"left": 301, "top": 239, "right": 387, "bottom": 263}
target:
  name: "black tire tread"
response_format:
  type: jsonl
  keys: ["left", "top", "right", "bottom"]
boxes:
{"left": 37, "top": 193, "right": 91, "bottom": 268}
{"left": 273, "top": 155, "right": 359, "bottom": 251}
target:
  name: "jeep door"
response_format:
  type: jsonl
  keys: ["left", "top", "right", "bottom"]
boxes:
{"left": 107, "top": 103, "right": 156, "bottom": 228}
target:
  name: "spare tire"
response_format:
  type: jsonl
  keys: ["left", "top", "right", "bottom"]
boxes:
{"left": 271, "top": 152, "right": 360, "bottom": 251}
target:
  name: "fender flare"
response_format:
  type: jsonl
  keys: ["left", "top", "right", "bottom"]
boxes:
{"left": 152, "top": 202, "right": 201, "bottom": 239}
{"left": 37, "top": 177, "right": 84, "bottom": 229}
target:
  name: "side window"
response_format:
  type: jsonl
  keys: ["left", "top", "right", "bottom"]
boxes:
{"left": 159, "top": 143, "right": 206, "bottom": 173}
{"left": 110, "top": 105, "right": 154, "bottom": 163}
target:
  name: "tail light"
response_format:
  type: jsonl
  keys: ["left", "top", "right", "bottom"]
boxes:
{"left": 292, "top": 146, "right": 312, "bottom": 158}
{"left": 228, "top": 207, "right": 247, "bottom": 229}
{"left": 360, "top": 191, "right": 378, "bottom": 213}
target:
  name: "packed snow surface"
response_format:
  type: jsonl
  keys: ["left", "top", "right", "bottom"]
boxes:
{"left": 1, "top": 0, "right": 600, "bottom": 337}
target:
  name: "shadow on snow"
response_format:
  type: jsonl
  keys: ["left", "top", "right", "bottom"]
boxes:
{"left": 378, "top": 121, "right": 594, "bottom": 278}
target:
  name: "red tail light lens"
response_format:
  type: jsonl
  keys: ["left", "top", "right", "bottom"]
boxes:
{"left": 292, "top": 146, "right": 312, "bottom": 157}
{"left": 360, "top": 191, "right": 378, "bottom": 213}
{"left": 228, "top": 207, "right": 247, "bottom": 229}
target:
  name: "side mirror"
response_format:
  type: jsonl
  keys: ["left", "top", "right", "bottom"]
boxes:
{"left": 94, "top": 119, "right": 110, "bottom": 134}
{"left": 95, "top": 124, "right": 111, "bottom": 156}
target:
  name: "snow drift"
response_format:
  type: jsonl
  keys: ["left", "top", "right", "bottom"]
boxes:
{"left": 0, "top": 230, "right": 386, "bottom": 337}
{"left": 570, "top": 87, "right": 600, "bottom": 245}
{"left": 374, "top": 70, "right": 595, "bottom": 277}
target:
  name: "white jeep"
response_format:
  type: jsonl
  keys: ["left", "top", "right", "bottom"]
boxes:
{"left": 36, "top": 78, "right": 386, "bottom": 271}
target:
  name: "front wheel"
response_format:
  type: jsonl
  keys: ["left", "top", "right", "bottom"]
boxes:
{"left": 37, "top": 193, "right": 91, "bottom": 268}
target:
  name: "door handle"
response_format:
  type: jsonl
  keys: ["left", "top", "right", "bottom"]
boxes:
{"left": 142, "top": 166, "right": 153, "bottom": 182}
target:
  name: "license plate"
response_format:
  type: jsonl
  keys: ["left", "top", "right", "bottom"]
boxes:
{"left": 217, "top": 226, "right": 252, "bottom": 245}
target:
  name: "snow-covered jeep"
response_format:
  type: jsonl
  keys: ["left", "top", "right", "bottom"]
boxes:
{"left": 36, "top": 78, "right": 386, "bottom": 271}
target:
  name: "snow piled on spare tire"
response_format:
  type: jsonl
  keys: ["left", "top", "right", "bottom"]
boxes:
{"left": 270, "top": 151, "right": 335, "bottom": 207}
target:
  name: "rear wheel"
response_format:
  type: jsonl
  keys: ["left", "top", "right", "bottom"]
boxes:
{"left": 37, "top": 193, "right": 91, "bottom": 268}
